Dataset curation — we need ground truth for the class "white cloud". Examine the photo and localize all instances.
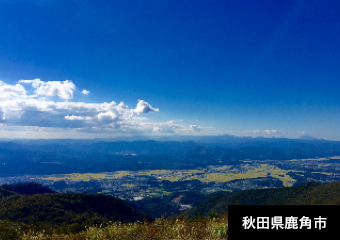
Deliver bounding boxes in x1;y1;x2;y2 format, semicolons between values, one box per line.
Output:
0;81;26;99
65;115;92;120
20;79;75;99
96;111;118;123
215;130;234;134
244;130;260;133
264;130;279;134
131;100;159;115
148;121;187;133
150;123;211;133
296;131;307;135
189;125;203;132
0;79;210;135
82;89;90;95
131;117;148;121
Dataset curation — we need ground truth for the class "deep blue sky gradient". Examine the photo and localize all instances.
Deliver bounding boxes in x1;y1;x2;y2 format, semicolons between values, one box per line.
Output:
0;0;339;139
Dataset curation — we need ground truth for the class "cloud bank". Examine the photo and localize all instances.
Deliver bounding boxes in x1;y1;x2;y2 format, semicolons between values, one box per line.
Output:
0;79;208;135
244;130;280;134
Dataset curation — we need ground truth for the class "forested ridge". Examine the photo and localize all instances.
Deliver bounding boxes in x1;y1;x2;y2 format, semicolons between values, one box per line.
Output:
186;181;340;217
0;183;148;234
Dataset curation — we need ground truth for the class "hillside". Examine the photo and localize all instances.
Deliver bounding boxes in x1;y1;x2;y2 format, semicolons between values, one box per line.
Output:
1;182;55;195
186;182;340;217
0;183;149;234
129;191;210;219
0;193;148;231
0;188;18;199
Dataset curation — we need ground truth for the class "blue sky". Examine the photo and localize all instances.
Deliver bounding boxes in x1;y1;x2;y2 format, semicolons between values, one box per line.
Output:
0;0;339;140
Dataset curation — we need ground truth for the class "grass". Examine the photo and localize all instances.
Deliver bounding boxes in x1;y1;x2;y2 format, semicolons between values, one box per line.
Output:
1;215;228;240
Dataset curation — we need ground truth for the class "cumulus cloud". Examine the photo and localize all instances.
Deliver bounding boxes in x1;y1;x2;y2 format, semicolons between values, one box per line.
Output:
20;79;75;99
0;79;209;135
131;100;159;115
149;121;188;133
82;89;90;95
189;125;204;132
0;81;26;99
96;111;118;123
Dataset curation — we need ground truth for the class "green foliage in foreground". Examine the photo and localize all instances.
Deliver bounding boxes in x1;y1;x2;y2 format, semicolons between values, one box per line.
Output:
0;215;228;240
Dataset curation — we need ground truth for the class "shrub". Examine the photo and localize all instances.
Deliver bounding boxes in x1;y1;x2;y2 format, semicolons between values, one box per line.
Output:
212;225;228;238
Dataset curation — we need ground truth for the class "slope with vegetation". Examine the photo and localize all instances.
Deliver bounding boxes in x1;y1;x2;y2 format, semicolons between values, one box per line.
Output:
0;216;229;240
129;191;209;219
1;182;55;195
0;188;18;199
0;183;149;235
186;181;340;217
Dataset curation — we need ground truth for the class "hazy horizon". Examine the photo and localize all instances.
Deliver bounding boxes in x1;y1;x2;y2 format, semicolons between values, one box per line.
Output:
0;133;322;142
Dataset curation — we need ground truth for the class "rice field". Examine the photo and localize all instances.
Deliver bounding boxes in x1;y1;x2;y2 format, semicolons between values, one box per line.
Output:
288;156;340;161
311;171;334;176
42;171;131;181
205;164;301;187
159;176;182;182
121;183;134;187
41;164;303;187
136;169;172;176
